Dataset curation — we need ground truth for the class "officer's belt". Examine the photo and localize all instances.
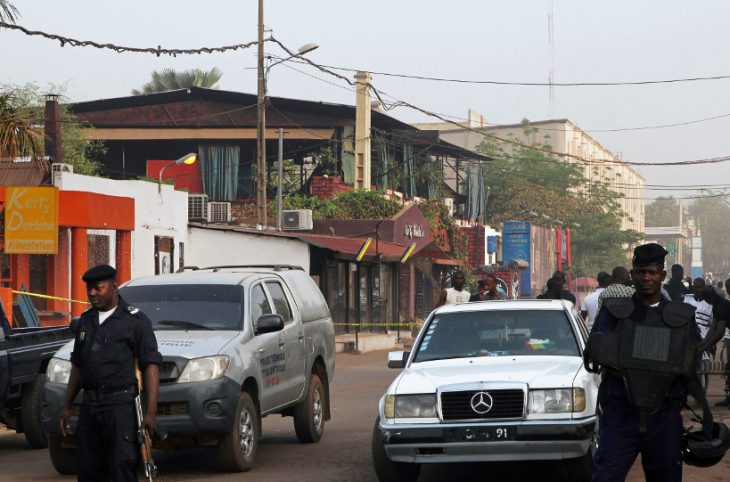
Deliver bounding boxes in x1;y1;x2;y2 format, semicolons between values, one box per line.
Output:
83;385;137;402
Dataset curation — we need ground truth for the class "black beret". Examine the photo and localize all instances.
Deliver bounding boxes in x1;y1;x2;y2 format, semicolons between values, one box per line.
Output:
82;264;116;283
632;243;668;267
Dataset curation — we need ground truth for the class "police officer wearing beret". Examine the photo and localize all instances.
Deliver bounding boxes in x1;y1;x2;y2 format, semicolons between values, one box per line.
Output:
587;243;699;482
59;264;162;482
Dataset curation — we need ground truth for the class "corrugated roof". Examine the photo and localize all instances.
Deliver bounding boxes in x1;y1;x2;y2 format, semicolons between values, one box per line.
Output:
0;158;50;186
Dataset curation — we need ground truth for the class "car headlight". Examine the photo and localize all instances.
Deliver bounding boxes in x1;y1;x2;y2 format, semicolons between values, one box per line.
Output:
528;388;585;413
47;358;72;384
384;394;437;419
178;356;230;383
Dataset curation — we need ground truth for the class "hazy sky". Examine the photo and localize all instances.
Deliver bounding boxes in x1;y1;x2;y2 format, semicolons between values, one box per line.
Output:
3;0;730;203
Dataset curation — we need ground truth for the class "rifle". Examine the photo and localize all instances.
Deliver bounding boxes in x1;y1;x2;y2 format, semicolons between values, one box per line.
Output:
135;363;165;482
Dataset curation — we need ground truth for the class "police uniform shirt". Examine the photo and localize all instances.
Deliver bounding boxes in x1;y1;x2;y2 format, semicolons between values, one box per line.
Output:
70;296;162;393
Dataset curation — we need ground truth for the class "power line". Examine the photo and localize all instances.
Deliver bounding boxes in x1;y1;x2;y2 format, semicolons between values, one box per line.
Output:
283;57;730;88
0;22;259;56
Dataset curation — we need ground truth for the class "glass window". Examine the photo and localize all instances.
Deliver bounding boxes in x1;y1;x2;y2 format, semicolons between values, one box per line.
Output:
266;281;292;323
413;309;580;362
250;284;272;326
120;284;243;330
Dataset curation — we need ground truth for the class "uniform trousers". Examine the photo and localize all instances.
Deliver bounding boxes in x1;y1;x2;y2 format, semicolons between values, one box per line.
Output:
592;395;683;482
76;399;140;482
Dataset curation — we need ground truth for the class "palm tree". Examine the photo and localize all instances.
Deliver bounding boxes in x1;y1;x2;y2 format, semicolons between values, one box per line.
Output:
0;0;19;23
0;93;42;159
132;68;223;95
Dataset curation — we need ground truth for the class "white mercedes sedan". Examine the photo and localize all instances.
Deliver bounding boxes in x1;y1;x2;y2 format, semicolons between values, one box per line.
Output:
372;300;600;482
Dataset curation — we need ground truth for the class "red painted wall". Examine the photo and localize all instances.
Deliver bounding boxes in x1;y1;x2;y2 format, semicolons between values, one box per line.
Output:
147;159;204;194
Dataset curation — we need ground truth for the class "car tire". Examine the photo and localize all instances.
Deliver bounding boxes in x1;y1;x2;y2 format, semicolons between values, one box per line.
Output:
48;434;78;475
21;374;48;449
294;373;325;443
216;391;259;472
371;418;420;482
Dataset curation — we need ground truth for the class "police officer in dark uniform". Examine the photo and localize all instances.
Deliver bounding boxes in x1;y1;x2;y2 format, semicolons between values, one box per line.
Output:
587;243;699;482
59;264;161;482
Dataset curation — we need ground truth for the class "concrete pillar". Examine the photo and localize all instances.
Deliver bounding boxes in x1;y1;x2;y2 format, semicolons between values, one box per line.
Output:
47;229;71;313
408;262;415;321
71;227;88;318
115;230;132;285
11;255;30;291
354;71;372;190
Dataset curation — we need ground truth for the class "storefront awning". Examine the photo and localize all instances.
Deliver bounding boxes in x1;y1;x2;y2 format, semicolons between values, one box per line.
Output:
298;234;407;262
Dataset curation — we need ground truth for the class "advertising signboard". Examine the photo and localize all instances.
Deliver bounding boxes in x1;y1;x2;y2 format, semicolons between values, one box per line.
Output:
502;221;531;296
4;186;59;254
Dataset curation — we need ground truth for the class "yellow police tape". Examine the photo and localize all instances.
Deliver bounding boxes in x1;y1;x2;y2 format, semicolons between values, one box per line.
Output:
9;291;423;327
11;290;87;305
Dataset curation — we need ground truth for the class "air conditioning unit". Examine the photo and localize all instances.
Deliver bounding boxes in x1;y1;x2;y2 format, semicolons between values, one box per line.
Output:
443;198;455;216
208;202;232;223
282;209;313;230
188;194;209;222
51;163;73;187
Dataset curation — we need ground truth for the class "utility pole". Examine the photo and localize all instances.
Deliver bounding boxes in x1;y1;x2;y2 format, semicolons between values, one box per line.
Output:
354;71;372;190
256;0;267;227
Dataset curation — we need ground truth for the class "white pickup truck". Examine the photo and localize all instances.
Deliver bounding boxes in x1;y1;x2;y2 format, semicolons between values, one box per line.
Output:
372;299;600;482
42;265;335;474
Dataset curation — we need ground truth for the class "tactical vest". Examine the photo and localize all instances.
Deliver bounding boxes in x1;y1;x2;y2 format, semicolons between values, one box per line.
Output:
586;298;698;411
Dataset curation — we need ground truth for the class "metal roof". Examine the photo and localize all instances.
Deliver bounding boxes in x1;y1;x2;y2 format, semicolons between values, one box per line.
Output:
0;158;50;186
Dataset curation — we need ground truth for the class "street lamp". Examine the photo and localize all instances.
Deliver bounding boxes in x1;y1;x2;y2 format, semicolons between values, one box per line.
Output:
256;36;319;228
158;152;197;192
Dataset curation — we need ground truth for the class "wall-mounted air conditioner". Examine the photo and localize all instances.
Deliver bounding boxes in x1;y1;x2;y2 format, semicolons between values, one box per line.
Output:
208;202;232;223
282;209;313;230
188;194;209;222
51;163;73;187
443;198;455;216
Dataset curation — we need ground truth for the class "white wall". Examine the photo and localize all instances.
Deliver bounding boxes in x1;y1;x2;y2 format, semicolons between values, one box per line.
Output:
187;226;311;272
55;172;189;278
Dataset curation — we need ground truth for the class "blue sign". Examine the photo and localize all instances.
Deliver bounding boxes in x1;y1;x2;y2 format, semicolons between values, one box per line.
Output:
502;221;531;296
487;236;498;254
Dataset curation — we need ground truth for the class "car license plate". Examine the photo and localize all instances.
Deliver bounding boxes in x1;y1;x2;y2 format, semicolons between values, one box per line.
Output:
445;426;515;442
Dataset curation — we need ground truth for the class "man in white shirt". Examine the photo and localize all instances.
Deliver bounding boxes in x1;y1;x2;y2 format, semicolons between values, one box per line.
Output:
683;278;713;361
581;272;611;331
435;271;471;307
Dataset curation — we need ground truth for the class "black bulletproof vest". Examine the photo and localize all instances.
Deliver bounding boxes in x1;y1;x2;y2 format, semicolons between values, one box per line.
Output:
586;298;698;411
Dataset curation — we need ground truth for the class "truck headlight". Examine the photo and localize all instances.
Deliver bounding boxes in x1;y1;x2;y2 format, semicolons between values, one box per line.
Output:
178;356;230;383
528;388;585;413
384;394;437;419
47;358;72;384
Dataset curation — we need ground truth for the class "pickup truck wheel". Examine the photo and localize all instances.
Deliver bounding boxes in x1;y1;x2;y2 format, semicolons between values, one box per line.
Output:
216;392;259;472
21;374;48;449
293;373;325;443
371;418;420;482
48;434;77;475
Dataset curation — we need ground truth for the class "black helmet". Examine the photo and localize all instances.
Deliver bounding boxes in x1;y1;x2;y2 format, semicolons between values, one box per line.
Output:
682;422;730;467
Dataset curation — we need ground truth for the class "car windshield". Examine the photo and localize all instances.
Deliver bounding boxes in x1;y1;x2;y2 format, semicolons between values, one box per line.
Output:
120;284;243;331
413;309;579;362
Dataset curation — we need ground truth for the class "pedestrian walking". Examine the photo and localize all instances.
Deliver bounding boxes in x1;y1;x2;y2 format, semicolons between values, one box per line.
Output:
435;270;471;307
715;281;726;299
581;272;611;331
59;264;162;482
683;278;714;362
587;243;699;482
664;264;690;301
551;271;577;305
596;266;635;314
536;277;571;301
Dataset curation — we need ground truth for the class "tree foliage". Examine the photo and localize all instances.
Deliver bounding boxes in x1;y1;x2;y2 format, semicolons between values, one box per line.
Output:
279;189;402;220
686;193;730;276
0;92;42;158
0;0;19;23
475;119;640;277
132;68;223;95
645;196;681;227
0;83;105;175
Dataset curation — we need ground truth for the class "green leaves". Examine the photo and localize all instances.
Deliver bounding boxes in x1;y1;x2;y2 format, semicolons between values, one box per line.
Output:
0;92;42;158
132;68;223;95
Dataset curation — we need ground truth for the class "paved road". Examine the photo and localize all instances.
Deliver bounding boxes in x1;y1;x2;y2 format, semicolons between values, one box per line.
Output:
1;350;729;481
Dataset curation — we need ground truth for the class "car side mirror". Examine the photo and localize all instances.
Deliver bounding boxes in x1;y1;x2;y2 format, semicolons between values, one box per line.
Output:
255;313;285;335
69;317;81;335
388;351;409;369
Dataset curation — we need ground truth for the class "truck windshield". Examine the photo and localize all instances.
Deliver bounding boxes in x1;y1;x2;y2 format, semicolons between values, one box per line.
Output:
413;309;579;362
120;284;243;331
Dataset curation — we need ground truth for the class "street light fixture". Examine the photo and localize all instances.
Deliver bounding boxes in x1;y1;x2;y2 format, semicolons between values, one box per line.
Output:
158;152;197;192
